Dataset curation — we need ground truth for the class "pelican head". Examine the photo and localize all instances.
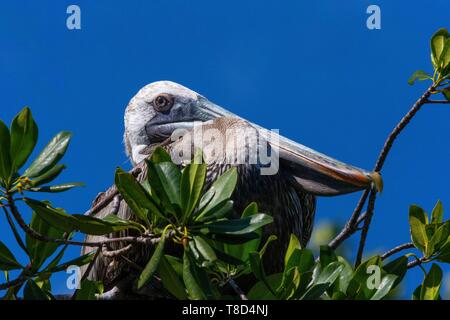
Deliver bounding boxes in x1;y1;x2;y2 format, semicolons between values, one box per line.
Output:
124;81;381;196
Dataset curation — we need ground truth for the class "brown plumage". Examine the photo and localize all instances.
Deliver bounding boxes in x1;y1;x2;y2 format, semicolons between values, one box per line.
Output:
81;81;378;298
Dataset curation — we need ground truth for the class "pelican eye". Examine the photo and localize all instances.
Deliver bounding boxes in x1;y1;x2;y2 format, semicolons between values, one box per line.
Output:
153;94;174;112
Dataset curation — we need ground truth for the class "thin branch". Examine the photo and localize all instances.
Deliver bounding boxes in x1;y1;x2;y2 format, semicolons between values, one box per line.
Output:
227;278;248;300
328;189;369;249
84;166;142;217
407;256;429;269
0;275;28;291
425;99;450;104
101;244;133;258
6;193;162;248
329;85;435;256
381;242;415;260
355;190;377;266
2;206;29;256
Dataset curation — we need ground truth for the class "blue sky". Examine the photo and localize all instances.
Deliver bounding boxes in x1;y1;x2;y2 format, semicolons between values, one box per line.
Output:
1;0;449;298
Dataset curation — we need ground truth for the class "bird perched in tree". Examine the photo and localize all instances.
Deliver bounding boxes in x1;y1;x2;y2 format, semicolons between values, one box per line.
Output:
82;81;379;298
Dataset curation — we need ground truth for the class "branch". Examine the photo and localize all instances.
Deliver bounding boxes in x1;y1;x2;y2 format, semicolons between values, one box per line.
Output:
83;165;142;217
407;256;429;269
5;193;168;249
381;242;415;260
227;278;248;300
101;244;133;258
2;205;29;255
425;99;450;104
355;190;377;266
328;85;435;256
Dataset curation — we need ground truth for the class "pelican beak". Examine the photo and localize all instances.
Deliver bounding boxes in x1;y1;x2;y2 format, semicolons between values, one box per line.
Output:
195;98;381;196
267;131;382;196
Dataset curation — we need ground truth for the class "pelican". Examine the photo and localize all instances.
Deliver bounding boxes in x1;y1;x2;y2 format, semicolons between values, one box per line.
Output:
82;81;379;298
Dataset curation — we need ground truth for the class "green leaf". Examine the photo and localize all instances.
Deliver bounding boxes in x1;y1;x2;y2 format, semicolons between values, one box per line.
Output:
409;205;429;254
285;248;314;274
26;213;65;270
0;241;22;271
420;263;443;300
0;120;12;181
24;131;72;178
10;107;38;172
319;245;338;269
193;236;217;262
300;283;330;300
383;255;408;288
431;28;449;69
158;255;188;299
412;284;422;300
314;261;344;286
428;221;450;256
408;70;432;85
247;273;282;300
115;168;152;225
442;86;450;101
28;182;84;193
195;168;237;221
336;256;353;293
284;234;301;268
431;200;444;224
24;198;144;235
30;164;66;187
249;252;275;296
46;251;94;273
436;239;450;263
182;249;214;300
137;231;167;290
370;274;397;300
150;146;172;163
347;256;381;299
154;162;182;207
442;38;450;71
75;279;101;300
196;199;234;223
23;279;50;300
180;150;206;222
196;214;273;236
145;159;181;216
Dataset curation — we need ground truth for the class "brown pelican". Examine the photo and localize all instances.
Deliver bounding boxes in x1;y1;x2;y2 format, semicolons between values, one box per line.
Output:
82;81;379;297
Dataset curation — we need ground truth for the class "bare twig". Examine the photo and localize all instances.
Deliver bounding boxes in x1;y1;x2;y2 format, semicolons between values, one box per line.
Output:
355;190;377;266
2;206;29;255
425;99;450;104
328;190;369;249
381;242;415;260
102;244;133;258
329;85;435;259
227;278;248;300
407;256;429;269
84;166;142;217
5;193;163;248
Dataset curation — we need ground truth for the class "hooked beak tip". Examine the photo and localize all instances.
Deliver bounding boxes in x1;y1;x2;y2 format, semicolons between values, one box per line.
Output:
369;172;383;193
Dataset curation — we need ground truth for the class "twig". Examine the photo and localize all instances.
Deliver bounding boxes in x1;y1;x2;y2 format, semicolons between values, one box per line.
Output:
71;248;101;300
5;193;161;248
425;99;450;104
2;206;29;255
381;242;415;260
228;278;248;300
329;85;435;257
0;275;28;291
355;190;377;266
83;166;142;217
102;244;133;258
328;190;369;249
407;256;428;269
